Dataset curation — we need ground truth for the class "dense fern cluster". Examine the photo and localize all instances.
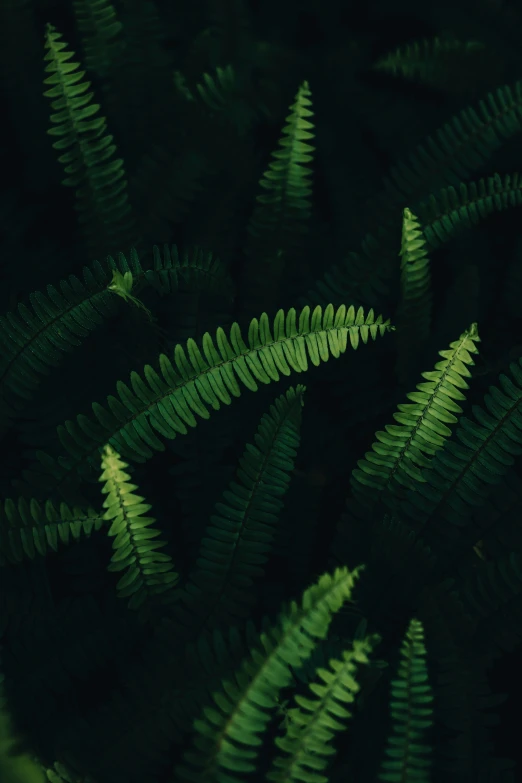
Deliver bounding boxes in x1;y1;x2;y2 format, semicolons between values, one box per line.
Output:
0;1;521;783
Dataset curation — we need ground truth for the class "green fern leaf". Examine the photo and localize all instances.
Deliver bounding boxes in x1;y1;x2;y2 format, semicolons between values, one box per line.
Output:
399;357;522;562
176;565;364;783
0;248;143;432
309;80;522;312
43;23;137;257
352;323;480;507
171;385;305;639
395;207;433;386
378;618;433;783
0;496;102;565
242;80;314;315
99;443;179;612
418;172;522;249
268;636;377;783
72;0;123;80
24;304;393;496
374;36;491;93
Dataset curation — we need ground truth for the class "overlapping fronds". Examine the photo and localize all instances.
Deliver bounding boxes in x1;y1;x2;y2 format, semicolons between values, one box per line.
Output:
23;304;392;496
268;637;376;783
399;357;522;560
176;565;364;783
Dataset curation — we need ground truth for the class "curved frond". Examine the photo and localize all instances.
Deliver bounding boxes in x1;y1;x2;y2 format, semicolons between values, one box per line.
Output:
418;172;522;250
24;304;393;496
268;636;376;783
374;37;493;94
378;618;433;783
176;565;365;783
99;444;179;612
0;496;102;565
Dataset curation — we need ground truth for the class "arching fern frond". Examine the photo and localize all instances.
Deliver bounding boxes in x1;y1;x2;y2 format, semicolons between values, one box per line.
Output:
43;23;137;257
171;385;305;639
374;37;490;94
398;357;522;563
352;323;480;509
268;636;376;783
418;172;522;250
0;245;233;434
0;496;101;566
176;565;364;783
395;207;432;387
378;618;433;783
23;304;393;496
99;443;179;613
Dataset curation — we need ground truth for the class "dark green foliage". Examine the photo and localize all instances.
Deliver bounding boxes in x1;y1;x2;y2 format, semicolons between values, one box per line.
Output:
1;2;522;783
378;618;433;783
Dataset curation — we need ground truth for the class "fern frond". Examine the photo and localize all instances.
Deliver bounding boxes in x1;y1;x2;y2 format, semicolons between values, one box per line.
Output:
99;444;179;612
196;63;256;136
247;80;314;250
378;618;433;783
72;0;123;80
43;23;137;257
0;496;102;565
176;565;364;783
374;37;489;93
352;323;480;507
171;385;305;639
143;244;234;299
268;636;376;783
395;207;432;386
24;304;393;496
242;80;314;315
418;172;522;249
0;248;143;432
399;357;522;562
308;80;522;312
